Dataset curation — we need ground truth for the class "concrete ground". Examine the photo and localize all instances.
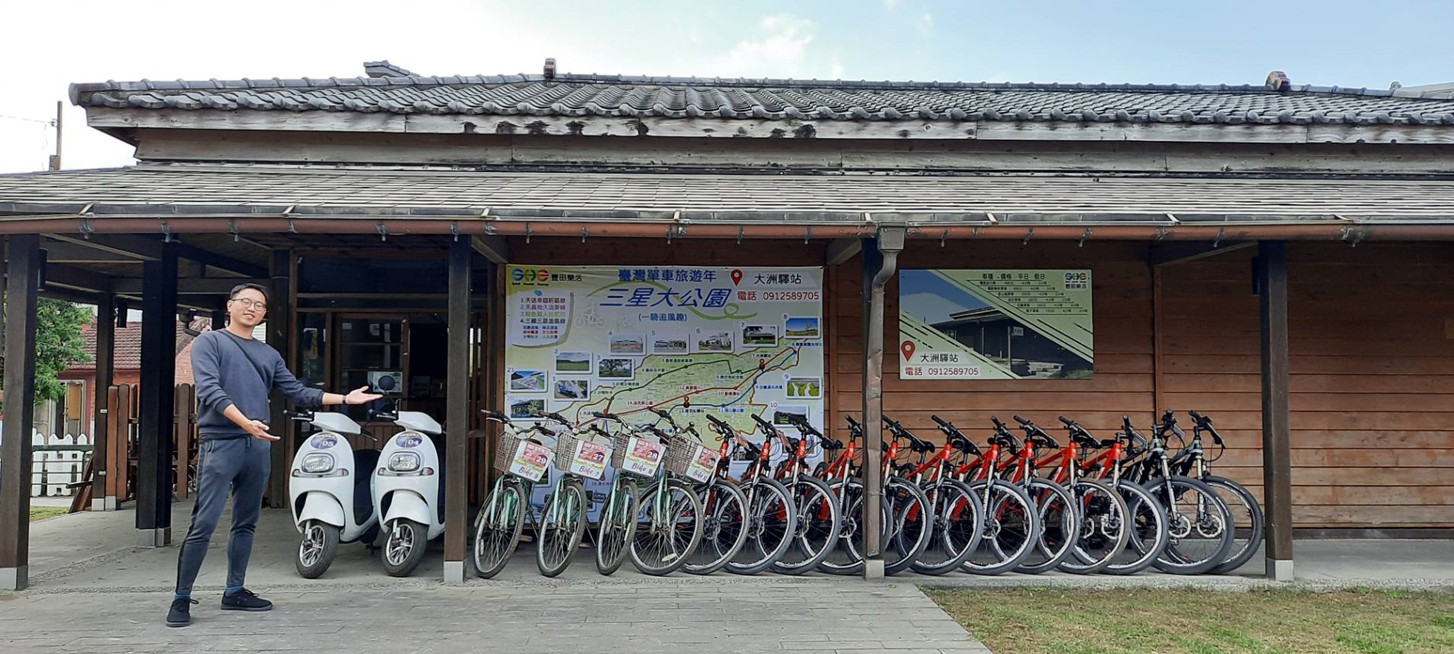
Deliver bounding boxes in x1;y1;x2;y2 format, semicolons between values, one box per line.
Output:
7;502;1454;652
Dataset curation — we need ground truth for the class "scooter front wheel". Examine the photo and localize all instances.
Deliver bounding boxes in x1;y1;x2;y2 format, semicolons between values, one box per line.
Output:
296;520;340;579
382;519;429;577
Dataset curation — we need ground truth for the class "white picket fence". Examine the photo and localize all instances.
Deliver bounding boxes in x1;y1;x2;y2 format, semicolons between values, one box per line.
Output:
29;431;93;498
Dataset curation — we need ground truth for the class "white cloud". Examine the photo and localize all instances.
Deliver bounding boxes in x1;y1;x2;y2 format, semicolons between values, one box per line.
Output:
917;13;934;37
883;0;902;10
712;14;822;78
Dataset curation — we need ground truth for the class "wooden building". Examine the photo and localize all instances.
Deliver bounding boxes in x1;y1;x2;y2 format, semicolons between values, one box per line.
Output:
1;61;1452;589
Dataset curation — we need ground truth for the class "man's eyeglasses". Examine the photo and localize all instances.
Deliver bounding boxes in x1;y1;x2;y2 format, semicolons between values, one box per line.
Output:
230;297;267;310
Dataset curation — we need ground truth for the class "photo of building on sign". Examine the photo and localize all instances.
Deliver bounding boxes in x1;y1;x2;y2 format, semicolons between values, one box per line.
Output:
899;270;1093;380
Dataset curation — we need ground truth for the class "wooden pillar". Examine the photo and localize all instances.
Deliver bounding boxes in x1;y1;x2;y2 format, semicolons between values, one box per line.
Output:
1257;240;1294;580
443;239;472;583
136;243;177;547
859;227;904;579
1;235;41;589
92;294;116;510
265;251;291;508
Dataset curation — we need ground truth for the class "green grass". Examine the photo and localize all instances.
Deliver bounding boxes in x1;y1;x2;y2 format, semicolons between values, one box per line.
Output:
29;506;69;521
923;587;1454;654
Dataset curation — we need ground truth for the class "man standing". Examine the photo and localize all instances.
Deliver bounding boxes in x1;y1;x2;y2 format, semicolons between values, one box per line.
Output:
168;283;380;627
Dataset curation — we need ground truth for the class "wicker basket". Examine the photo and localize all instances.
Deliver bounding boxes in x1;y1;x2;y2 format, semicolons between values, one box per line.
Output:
664;432;702;477
493;428;554;476
553;431;585;471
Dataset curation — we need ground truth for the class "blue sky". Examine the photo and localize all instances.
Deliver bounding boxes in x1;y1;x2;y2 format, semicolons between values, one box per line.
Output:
2;0;1451;173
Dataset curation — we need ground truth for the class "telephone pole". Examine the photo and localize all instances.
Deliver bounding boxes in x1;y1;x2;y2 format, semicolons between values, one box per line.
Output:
48;101;62;171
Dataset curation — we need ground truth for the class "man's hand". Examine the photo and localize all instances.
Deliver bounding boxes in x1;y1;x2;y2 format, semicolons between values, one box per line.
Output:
245;419;280;442
345;386;384;406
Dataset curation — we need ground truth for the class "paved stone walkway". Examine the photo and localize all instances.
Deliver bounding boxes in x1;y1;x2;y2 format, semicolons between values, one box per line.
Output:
3;578;987;653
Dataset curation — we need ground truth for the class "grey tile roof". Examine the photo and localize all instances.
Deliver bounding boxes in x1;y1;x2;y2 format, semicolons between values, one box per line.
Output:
69;74;1454;127
3;165;1453;222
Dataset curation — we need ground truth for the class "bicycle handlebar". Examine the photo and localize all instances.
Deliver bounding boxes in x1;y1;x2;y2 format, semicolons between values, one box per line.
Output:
649;406;679;428
591;411;621;422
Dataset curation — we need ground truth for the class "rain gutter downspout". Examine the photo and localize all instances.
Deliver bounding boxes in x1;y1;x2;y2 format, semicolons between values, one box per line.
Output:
861;226;905;579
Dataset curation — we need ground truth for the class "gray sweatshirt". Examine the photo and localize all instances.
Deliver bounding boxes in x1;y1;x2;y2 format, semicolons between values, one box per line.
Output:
192;330;325;439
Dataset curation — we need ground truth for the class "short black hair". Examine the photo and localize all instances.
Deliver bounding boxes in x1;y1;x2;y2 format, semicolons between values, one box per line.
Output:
229;283;271;305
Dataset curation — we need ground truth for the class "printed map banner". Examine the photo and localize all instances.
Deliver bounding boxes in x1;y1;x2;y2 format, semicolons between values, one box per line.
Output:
899;270;1093;380
506;265;826;495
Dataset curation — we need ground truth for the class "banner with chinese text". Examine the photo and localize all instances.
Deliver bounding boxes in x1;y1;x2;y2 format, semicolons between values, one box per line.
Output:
506;265;826;497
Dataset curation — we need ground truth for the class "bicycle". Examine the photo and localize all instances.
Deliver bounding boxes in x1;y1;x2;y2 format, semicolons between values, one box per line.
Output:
935;416;1041;575
705;414;797;575
533;411;612;577
978;416;1081;575
1062;416;1170;575
1121;414;1235;575
647;407;749;575
624;417;704;576
872;416;982;576
471;410;555;579
815;416;934;576
1167;410;1264;574
758;413;842;575
1014;415;1129;575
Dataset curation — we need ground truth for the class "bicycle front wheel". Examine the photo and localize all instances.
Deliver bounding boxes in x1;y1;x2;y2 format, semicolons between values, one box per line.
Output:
963;479;1041;576
911;479;982;576
684;478;749;575
1104;480;1169;575
725;477;796;575
1059;478;1130;575
472;481;525;579
1148;475;1234;575
629;479;704;576
595;479;639;576
537;480;587;577
771;475;842;575
1015;478;1080;575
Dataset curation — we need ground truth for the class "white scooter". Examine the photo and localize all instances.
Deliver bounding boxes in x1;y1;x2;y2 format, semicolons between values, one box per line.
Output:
370;404;446;577
287;409;380;579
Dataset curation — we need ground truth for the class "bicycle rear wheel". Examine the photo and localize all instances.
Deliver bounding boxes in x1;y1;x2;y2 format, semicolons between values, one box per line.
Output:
725;477;796;575
594;479;639;576
684;478;749;575
1148;475;1234;575
1014;478;1080;574
537;481;587;577
964;479;1041;575
629;479;704;576
1203;475;1264;575
771;476;842;575
472;481;525;579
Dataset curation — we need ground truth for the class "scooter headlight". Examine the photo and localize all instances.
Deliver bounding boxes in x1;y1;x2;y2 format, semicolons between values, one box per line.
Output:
387;452;421;473
301;453;335;474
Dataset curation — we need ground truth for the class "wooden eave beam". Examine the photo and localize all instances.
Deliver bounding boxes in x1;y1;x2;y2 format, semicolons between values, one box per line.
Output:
45;233;267;278
825;238;862;265
470;234;509;264
1149;240;1256;267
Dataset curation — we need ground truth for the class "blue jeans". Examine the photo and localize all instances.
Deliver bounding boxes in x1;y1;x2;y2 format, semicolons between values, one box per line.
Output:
174;436;271;597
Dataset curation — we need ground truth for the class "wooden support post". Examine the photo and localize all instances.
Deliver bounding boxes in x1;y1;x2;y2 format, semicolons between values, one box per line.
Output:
92;294;115;510
1257;240;1294;580
443;239;471;584
266;251;292;509
136;244;178;547
173;385;193;500
859;227;904;580
1;235;41;589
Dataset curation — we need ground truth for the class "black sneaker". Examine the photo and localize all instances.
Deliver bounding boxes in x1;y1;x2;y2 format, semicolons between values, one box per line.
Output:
166;598;198;627
220;588;273;612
